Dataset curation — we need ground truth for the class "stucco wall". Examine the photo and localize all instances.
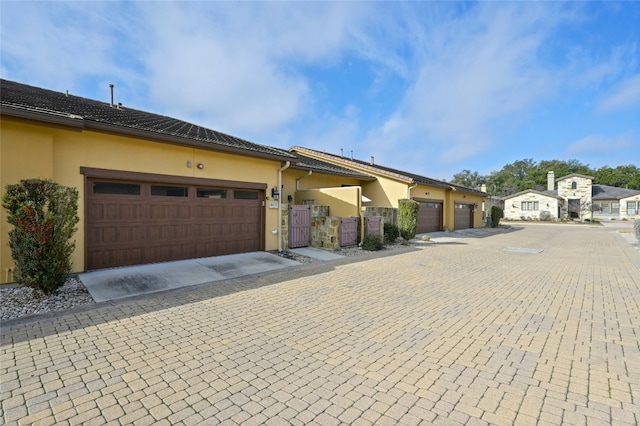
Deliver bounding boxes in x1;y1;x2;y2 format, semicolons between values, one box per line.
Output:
281;170;363;203
1;116;282;283
294;187;361;218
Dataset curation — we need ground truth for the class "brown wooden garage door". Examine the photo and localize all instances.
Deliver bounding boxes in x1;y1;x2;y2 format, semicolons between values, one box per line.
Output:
454;203;474;230
416;201;443;233
86;178;264;270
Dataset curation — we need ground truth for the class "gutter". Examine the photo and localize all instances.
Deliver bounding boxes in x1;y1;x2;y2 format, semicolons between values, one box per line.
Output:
278;161;291;252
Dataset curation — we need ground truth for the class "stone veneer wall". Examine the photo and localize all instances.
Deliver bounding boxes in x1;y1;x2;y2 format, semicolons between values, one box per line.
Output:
503;193;561;221
557;176;593;219
362;206;398;225
311;216;342;249
280;203;290;251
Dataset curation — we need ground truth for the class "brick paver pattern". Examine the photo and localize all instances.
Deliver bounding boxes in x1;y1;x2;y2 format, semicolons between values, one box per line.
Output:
2;224;639;425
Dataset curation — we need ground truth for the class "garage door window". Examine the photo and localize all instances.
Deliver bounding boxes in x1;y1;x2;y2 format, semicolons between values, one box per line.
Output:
151;185;189;197
93;182;140;195
197;188;227;199
234;190;259;200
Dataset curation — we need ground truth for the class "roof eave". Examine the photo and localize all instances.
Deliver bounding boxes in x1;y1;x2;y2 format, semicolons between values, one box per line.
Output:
1;104;85;129
290;146;414;184
289;164;377;180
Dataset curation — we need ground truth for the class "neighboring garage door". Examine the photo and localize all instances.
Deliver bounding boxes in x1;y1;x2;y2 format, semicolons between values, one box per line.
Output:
454;203;474;230
416;201;443;233
85;176;264;270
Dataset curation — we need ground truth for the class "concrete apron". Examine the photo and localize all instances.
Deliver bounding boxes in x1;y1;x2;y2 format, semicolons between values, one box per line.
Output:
79;252;302;303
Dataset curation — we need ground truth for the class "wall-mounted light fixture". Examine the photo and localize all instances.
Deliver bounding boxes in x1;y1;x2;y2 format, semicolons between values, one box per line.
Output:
287;195;293;202
473;203;478;208
186;160;192;168
271;186;280;200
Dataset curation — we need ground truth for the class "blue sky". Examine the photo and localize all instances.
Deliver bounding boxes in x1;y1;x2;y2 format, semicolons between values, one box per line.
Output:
1;1;639;181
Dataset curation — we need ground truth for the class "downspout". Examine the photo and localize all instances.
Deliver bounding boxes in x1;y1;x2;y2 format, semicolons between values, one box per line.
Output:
278;161;291;252
295;170;313;190
357;186;364;245
407;182;418;199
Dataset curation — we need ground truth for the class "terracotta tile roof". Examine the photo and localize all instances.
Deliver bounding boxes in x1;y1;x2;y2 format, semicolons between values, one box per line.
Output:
1;79;296;161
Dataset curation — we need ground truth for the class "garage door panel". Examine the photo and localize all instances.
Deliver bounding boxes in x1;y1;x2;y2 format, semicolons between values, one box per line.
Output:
454;204;473;230
87;178;264;270
416;201;443;233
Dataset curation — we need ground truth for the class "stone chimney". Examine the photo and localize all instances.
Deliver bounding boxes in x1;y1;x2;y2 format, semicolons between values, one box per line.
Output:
547;171;555;191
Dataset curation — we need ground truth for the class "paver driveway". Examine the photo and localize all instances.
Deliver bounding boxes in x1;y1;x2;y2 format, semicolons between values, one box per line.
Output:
2;224;639;425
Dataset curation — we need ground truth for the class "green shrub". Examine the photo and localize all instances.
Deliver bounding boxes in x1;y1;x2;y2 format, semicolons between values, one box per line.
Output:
362;233;384;251
383;222;400;243
398;199;419;241
490;206;503;228
2;179;79;294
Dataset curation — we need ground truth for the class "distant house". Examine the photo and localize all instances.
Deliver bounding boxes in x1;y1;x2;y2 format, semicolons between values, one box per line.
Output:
502;171;640;221
502;189;564;221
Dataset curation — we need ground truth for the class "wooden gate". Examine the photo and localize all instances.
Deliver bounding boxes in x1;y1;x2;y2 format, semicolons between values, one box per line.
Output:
288;205;311;248
365;216;382;236
340;217;358;247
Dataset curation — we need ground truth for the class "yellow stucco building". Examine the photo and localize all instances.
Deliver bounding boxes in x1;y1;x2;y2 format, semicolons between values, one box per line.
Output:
1;79;297;283
1;79;487;285
290;147;487;233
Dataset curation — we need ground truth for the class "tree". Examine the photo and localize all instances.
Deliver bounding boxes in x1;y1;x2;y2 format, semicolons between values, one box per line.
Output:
2;179;79;294
594;165;640;190
485;159;537;196
451;169;485;190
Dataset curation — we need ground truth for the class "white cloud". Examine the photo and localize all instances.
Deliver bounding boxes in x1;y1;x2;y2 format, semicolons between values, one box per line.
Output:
0;2;139;93
364;3;563;168
565;134;635;155
1;1;637;179
132;2;373;135
597;73;640;112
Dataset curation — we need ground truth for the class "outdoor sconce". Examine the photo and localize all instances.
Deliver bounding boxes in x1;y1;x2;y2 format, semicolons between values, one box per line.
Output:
513;204;517;208
271;186;280;200
473;203;478;208
186;160;192;168
287;195;293;202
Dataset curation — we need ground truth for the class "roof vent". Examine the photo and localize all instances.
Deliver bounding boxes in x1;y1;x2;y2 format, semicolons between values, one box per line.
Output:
351;150;354;160
117;102;123;110
370;156;375;165
109;84;114;107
